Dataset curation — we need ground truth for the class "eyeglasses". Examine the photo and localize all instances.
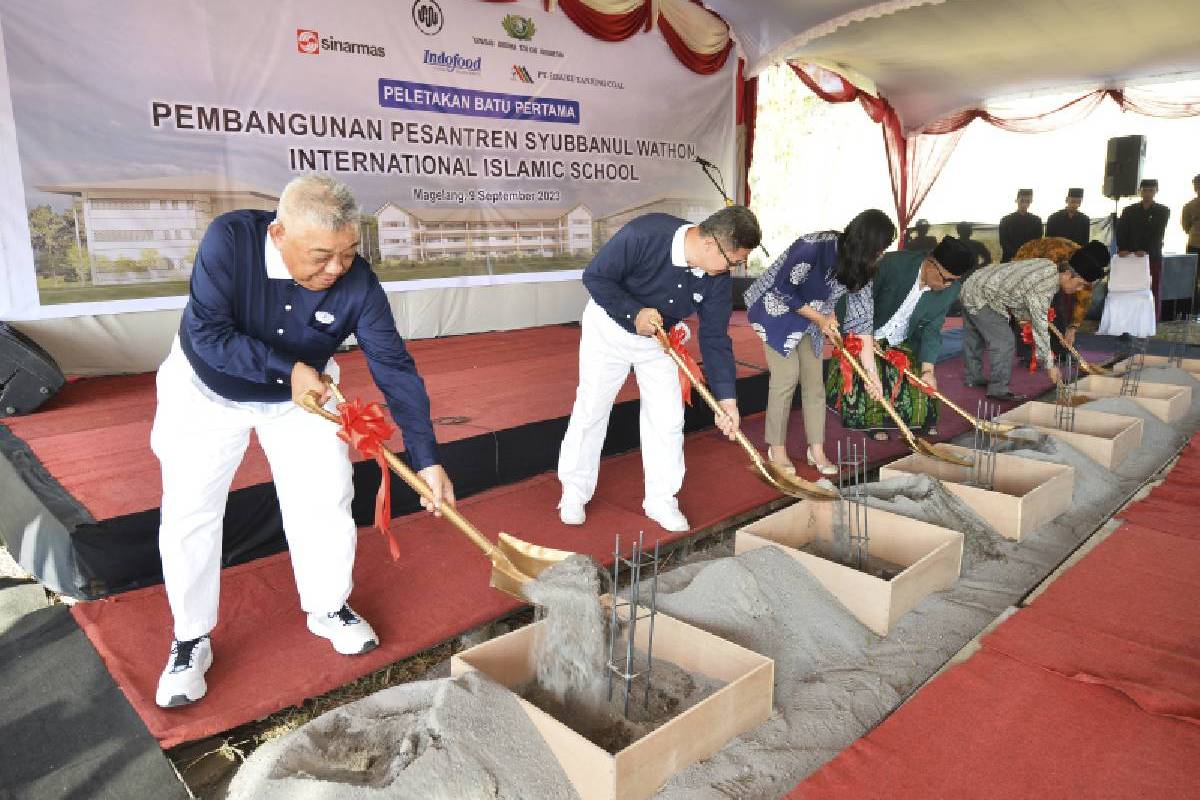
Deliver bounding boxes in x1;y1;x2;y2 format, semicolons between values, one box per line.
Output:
713;237;746;271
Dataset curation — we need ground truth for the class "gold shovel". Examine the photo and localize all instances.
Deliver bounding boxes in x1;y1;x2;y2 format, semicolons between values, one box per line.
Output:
1048;325;1112;376
652;324;837;501
830;332;973;467
871;343;1018;438
299;381;574;602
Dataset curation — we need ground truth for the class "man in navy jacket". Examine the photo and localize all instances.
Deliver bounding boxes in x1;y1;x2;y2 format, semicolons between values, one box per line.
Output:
558;206;761;532
151;175;454;708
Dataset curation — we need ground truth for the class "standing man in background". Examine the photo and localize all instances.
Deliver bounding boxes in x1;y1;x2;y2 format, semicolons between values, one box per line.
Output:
1181;174;1200;259
1045;188;1090;247
999;189;1043;263
1117;178;1171;304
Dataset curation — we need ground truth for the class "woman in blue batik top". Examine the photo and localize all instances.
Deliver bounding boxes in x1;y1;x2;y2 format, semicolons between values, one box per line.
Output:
744;209;895;475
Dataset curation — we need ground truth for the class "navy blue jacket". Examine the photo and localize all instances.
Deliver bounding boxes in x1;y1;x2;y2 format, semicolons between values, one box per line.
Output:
581;213;736;399
179;210;439;470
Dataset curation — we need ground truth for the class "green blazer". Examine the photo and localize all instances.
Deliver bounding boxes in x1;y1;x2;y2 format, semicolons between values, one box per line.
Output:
837;250;960;366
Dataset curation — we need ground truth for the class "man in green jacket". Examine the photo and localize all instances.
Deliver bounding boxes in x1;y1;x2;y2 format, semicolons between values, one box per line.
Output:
828;236;974;438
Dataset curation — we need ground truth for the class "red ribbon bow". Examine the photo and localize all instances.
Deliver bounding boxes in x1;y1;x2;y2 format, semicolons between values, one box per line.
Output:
882;348;910;402
832;333;863;410
885;347;939;398
1020;308;1056;372
666;323;702;407
336;398;401;560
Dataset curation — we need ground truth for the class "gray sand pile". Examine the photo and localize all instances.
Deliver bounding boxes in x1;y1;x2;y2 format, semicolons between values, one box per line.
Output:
518;645;725;754
1079;396;1188;476
633;545;876;692
227;671;579;800
992;427;1119;506
859;474;1007;570
1135;365;1200;386
522;554;606;704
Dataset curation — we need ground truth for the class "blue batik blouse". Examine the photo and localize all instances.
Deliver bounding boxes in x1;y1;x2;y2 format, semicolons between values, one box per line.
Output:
744;231;874;357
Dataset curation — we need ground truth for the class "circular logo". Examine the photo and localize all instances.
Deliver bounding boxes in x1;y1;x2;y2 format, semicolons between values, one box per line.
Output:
296;29;320;54
412;0;443;35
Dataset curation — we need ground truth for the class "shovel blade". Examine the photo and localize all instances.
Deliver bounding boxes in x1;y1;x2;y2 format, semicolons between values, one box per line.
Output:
495;531;576;581
757;461;839;500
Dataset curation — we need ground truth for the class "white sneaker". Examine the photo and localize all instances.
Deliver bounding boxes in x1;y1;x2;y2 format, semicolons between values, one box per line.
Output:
155;635;213;708
307;604;379;655
644;500;689;532
559;499;586;525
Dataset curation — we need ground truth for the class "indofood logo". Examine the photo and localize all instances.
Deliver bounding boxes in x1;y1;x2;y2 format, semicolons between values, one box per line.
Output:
511;64;533;83
501;14;536;41
423;50;482;74
295;28;386;57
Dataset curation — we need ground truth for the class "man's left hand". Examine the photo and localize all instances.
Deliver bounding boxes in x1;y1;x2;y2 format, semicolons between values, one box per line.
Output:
921;369;938;392
417;464;456;517
716;398;740;440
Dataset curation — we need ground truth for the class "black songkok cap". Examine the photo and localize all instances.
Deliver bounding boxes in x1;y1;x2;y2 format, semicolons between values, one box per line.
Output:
1140;178;1158;189
1068;240;1111;283
930;235;973;277
1067;188;1083;198
1017;189;1033;198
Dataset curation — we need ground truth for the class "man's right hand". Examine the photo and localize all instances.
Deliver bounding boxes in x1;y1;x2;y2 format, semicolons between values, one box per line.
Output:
1048;365;1063;386
1117;251;1130;257
291;362;328;407
635;307;664;336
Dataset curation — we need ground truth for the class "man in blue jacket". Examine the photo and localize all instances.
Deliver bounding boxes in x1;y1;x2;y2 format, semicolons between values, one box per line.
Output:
151;176;454;708
557;206;761;532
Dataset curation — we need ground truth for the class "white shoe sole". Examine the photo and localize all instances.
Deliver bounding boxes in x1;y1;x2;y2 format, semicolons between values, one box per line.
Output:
307;615;379;656
155;648;212;708
559;507;586;525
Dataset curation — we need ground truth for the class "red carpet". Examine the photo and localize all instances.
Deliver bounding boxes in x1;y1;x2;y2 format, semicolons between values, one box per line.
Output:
790;435;1200;798
69;424;778;747
789;649;1200;800
5;320;765;521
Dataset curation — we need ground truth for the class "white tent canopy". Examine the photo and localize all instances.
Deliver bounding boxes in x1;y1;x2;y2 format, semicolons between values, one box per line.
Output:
709;0;1200;132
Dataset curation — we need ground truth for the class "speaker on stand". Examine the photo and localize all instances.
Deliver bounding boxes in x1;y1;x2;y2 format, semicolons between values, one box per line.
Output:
0;322;65;416
1103;134;1146;233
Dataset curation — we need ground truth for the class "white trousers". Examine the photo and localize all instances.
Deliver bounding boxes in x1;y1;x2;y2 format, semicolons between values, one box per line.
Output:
150;341;356;641
557;300;685;510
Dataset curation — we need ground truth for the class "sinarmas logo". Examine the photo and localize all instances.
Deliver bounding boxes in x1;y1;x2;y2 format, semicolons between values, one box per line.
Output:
413;0;443;35
296;28;385;57
296;29;320;54
501;14;535;41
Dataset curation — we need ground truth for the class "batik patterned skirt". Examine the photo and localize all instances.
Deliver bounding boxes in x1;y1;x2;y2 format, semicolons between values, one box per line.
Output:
823;342;939;431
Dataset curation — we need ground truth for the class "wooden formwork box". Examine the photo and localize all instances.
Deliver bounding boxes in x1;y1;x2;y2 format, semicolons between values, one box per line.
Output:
1072;376;1192;423
878;443;1074;541
994;401;1143;469
1113;354;1200;378
734;501;963;636
450;607;773;800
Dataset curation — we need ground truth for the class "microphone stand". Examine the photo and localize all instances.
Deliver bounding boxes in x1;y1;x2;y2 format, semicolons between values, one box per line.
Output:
694;157;770;268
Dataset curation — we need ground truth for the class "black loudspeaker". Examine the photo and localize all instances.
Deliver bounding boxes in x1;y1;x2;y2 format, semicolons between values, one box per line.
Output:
0;322;65;417
1103;135;1145;199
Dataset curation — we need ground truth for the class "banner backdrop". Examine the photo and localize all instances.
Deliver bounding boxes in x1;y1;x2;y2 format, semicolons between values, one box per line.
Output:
0;0;735;320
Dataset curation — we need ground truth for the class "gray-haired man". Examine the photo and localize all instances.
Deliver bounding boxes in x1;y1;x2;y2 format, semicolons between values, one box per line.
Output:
152;175;454;707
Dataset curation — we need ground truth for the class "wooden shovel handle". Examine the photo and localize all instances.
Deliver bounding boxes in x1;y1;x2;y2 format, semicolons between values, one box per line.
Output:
830;333;919;443
299;388;499;560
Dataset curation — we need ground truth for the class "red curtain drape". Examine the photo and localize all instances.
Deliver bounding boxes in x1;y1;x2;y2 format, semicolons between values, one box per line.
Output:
785;62;1200;238
737;59;758;206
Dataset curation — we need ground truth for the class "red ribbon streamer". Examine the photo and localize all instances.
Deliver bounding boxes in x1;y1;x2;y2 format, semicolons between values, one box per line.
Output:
336;398;401;560
666;324;702;406
1020;308;1056;372
882;348;910;402
832;333;864;411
